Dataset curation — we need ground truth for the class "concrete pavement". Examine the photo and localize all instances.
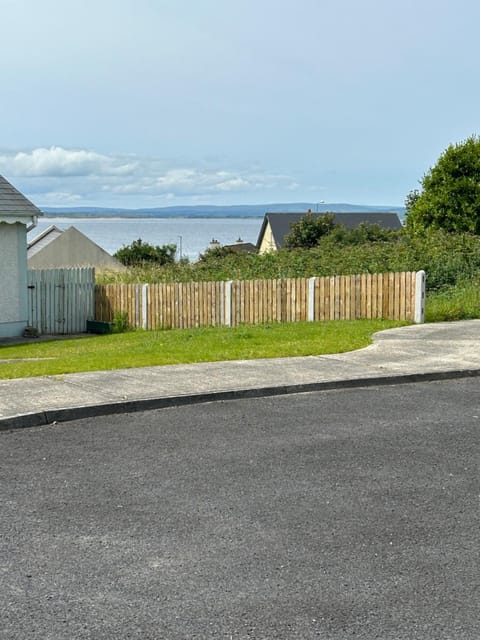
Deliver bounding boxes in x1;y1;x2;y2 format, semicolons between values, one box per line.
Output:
1;320;480;430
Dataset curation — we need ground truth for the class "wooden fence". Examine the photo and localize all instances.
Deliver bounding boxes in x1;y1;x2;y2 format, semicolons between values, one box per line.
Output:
27;268;95;334
95;271;425;330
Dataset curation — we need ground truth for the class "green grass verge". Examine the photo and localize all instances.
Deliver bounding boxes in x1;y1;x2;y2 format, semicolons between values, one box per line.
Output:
0;319;406;380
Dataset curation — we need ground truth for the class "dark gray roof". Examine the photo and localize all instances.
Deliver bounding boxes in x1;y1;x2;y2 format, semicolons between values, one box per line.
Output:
223;241;257;254
257;211;402;250
0;174;42;218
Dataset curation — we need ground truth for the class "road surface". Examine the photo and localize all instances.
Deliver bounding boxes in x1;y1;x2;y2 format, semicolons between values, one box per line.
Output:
1;379;479;639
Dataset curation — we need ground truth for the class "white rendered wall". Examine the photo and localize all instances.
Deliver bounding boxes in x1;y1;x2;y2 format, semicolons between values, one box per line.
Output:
0;223;28;336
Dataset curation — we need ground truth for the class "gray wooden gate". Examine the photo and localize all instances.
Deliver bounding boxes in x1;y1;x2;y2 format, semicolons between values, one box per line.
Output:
27;268;95;335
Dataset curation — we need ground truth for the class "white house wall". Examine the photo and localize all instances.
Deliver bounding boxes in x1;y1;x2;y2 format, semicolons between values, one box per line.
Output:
0;223;28;337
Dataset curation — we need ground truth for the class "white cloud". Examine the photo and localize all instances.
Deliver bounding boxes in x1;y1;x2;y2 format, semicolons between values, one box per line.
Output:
103;167;297;198
0;146;137;177
216;177;249;191
41;191;82;202
0;146;301;206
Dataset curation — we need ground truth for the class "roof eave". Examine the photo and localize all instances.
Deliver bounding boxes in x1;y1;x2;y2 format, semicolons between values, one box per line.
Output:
0;212;40;226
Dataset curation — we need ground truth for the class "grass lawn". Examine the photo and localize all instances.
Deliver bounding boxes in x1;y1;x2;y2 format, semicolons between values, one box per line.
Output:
0;319;407;380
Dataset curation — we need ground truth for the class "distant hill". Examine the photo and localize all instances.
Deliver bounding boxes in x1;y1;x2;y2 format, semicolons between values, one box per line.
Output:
40;202;406;220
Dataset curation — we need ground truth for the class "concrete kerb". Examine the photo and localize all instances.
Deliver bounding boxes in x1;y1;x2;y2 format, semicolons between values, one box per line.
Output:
2;367;480;432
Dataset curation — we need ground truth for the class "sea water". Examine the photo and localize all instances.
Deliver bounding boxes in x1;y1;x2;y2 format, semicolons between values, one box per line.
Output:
28;217;263;261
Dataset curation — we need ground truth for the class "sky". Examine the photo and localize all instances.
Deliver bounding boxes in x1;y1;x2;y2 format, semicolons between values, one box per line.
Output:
1;0;479;209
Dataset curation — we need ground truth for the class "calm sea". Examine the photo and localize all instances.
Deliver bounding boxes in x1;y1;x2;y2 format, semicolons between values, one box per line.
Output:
28;217;263;261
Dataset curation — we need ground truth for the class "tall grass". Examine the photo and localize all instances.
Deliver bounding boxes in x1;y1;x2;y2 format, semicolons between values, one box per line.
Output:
426;278;480;322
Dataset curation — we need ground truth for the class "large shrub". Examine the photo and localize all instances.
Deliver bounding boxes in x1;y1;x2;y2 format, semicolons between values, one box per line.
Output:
114;238;177;266
406;135;480;234
284;212;336;248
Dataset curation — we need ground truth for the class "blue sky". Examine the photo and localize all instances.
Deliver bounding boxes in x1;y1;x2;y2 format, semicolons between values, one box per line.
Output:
1;0;479;209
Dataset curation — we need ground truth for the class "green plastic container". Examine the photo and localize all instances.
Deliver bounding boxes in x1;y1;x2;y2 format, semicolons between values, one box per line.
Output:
86;320;113;335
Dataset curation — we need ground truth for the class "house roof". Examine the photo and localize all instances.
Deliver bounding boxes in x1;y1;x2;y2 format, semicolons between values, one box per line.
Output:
257;211;403;250
27;225;125;270
0;175;42;224
223;241;257;254
27;225;64;257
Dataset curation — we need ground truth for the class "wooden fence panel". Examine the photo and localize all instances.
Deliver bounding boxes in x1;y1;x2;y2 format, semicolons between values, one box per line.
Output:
93;271;420;332
27;268;95;335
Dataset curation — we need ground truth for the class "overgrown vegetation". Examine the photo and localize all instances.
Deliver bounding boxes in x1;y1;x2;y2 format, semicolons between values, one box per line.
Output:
426;277;480;322
100;228;480;292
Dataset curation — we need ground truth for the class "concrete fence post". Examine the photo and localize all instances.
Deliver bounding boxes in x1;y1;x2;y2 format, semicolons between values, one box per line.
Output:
414;270;426;324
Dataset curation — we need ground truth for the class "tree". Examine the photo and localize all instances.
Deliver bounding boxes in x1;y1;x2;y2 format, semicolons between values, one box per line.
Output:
284;212;336;249
406;135;480;234
114;238;177;266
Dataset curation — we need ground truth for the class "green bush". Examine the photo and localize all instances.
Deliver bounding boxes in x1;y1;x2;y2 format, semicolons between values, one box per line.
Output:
112;310;130;333
114;238;177;266
284;212;336;248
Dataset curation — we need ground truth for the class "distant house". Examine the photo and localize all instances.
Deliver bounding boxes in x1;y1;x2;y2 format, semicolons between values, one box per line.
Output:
205;237;257;255
256;211;403;254
0;175;42;337
28;225;125;271
223;238;257;254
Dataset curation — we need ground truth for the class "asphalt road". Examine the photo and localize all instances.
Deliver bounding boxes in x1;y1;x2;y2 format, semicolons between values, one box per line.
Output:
1;379;479;639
